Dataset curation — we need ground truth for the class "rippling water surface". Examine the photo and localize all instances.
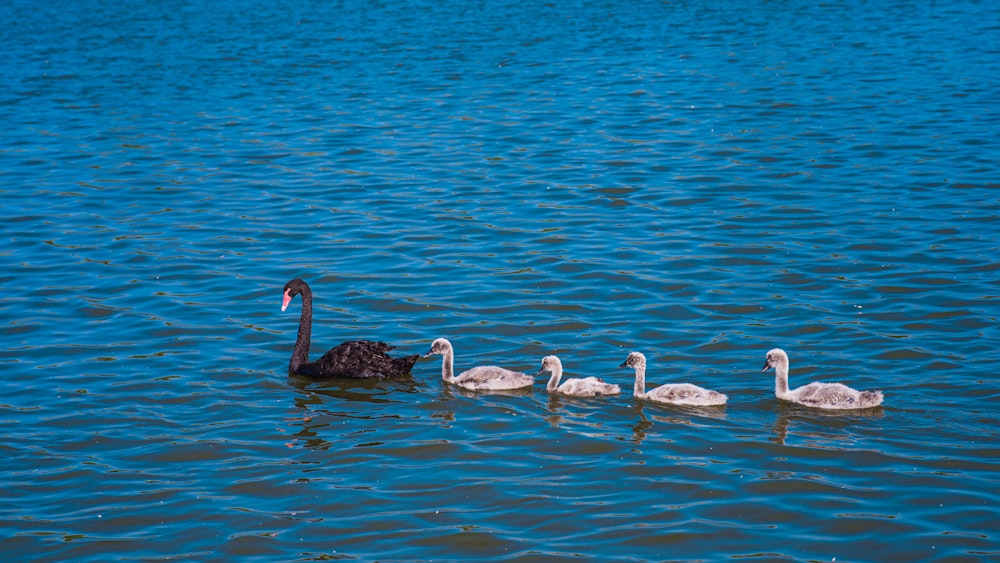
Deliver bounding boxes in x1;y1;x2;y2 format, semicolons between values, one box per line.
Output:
2;0;999;561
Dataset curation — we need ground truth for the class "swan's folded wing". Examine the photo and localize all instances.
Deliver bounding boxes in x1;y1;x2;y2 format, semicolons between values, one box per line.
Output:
311;340;409;378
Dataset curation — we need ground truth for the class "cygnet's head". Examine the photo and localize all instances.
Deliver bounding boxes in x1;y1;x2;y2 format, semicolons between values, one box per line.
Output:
761;348;789;372
537;355;562;375
620;351;646;369
424;337;453;358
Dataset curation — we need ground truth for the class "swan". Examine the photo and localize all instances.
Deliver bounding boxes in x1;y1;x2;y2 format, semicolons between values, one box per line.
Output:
424;338;534;391
619;352;728;406
281;278;419;378
762;348;883;409
538;355;621;398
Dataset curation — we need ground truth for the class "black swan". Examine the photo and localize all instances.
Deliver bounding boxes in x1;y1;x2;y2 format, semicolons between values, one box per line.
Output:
281;278;419;378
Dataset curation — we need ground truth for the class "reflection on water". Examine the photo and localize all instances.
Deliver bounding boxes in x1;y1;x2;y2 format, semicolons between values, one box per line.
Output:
288;372;421;404
630;405;655;445
769;403;885;446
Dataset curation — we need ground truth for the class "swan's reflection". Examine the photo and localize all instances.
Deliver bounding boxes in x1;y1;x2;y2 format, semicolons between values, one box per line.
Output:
425;383;535;433
770;402;884;446
631;402;653;444
771;409;790;445
430;409;456;429
287;371;421;403
438;384;535;400
544;394;568;429
628;400;728;445
281;373;423;450
536;392;629;440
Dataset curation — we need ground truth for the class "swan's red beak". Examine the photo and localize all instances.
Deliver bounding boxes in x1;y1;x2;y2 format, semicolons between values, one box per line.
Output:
281;289;292;312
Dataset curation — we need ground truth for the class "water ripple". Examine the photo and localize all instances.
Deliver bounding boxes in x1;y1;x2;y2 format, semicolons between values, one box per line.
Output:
3;0;999;561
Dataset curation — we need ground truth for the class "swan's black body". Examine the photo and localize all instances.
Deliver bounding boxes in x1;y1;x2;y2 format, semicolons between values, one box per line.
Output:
282;278;419;378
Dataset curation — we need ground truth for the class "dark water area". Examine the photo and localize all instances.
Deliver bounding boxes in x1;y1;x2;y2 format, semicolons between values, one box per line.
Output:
2;0;998;561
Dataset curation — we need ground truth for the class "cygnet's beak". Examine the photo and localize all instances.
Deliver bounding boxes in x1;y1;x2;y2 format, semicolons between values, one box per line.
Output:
422;348;436;358
619;360;629;368
761;361;772;373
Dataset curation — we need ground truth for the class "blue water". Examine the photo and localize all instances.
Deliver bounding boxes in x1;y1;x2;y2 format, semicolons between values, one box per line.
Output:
2;0;999;561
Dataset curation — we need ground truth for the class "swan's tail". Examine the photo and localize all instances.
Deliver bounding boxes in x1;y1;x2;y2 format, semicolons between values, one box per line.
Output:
391;353;420;376
858;390;884;408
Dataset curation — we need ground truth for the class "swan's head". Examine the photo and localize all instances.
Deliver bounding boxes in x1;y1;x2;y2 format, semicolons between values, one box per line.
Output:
537;355;562;375
424;337;453;358
762;348;789;373
620;351;646;369
281;278;308;311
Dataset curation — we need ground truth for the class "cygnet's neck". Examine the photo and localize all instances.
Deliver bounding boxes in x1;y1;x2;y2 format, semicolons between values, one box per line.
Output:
440;346;456;382
546;362;564;392
632;363;647;398
773;360;790;398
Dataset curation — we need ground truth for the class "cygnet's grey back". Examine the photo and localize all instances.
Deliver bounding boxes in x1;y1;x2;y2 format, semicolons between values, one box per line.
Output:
645;383;728;406
457;365;533;391
792;381;883;409
554;377;621;398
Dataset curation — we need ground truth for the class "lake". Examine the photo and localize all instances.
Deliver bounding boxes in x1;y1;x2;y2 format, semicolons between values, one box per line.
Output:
1;0;998;561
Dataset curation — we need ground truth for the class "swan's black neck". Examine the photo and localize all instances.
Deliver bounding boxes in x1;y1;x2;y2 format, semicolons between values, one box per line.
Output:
290;284;313;374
